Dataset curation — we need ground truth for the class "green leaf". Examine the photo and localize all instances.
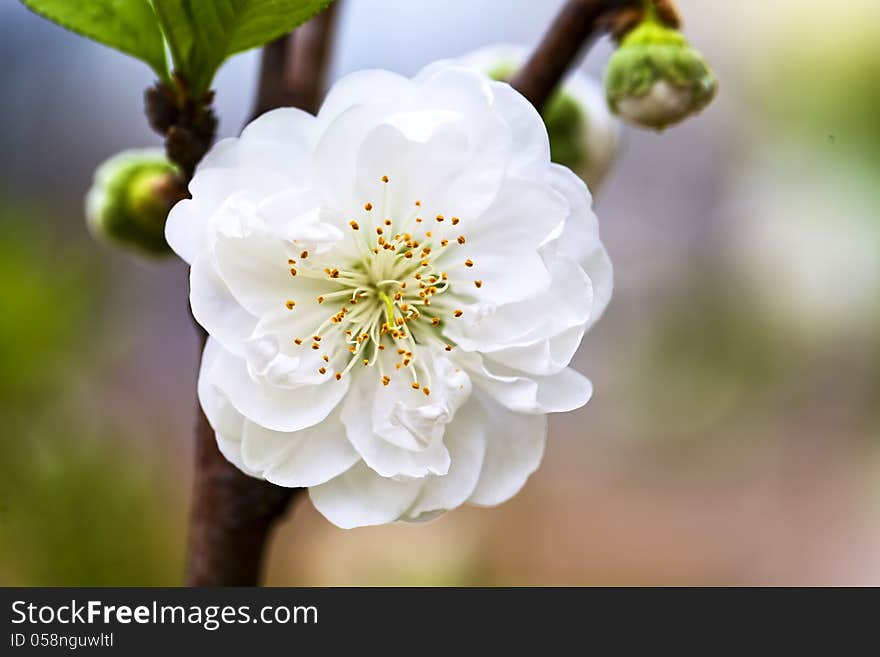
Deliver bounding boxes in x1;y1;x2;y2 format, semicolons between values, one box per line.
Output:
19;0;169;80
151;0;334;98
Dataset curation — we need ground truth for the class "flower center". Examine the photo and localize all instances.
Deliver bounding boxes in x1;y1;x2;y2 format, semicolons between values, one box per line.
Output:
281;176;481;394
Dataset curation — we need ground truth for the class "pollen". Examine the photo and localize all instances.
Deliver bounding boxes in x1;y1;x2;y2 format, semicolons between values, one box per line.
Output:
319;367;327;374
422;387;431;396
364;202;373;211
411;382;420;390
474;280;482;288
285;300;296;309
457;235;466;245
453;309;463;317
382;376;390;386
300;250;309;259
464;259;474;267
451;216;460;225
350;220;360;230
289;268;297;276
381;175;389;183
435;214;444;222
294;338;303;345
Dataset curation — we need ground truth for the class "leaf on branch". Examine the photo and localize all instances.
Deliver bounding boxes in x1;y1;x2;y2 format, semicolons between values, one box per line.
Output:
150;0;336;98
19;0;169;81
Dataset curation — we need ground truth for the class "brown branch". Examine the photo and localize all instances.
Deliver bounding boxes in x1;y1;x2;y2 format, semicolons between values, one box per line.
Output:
509;0;679;112
184;2;341;588
252;2;341;118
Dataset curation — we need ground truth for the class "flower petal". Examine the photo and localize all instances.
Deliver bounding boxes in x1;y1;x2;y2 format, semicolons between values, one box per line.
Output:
309;461;424;529
467;393;547;506
189;254;258;357
197;337;256;476
341;370;452;478
403;400;487;520
458;351;593;414
241;406;359;488
204;340;349;433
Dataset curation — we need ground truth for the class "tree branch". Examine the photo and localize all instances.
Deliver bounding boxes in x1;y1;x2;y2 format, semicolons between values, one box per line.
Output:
509;0;679;112
184;1;341;588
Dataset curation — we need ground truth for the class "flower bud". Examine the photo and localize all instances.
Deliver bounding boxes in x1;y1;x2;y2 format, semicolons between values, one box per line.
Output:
605;17;717;130
85;149;179;256
458;45;619;188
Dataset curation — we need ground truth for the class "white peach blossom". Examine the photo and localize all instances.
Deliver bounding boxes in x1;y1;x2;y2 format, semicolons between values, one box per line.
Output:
166;63;612;528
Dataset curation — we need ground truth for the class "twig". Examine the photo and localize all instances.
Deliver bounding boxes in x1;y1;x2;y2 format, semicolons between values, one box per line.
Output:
184;2;340;587
252;2;341;118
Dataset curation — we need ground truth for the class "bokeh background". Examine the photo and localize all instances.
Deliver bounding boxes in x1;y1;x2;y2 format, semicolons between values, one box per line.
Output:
2;0;879;586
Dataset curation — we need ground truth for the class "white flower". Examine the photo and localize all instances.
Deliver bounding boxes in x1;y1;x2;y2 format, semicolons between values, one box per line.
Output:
456;45;619;189
166;63;613;528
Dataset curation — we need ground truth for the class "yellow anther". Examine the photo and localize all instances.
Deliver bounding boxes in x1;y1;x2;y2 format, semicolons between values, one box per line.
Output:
474;280;483;288
464;259;474;267
285;300;296;309
453;309;463;317
350;220;360;230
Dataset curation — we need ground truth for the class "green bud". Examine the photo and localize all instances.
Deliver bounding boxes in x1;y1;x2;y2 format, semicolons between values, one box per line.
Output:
85;149;178;257
605;15;717;130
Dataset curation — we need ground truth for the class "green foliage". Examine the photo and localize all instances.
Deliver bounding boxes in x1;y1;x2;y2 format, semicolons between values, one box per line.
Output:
20;0;335;98
149;0;335;96
20;0;169;81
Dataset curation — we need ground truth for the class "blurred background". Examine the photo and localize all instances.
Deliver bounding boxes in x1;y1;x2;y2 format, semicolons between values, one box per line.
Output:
1;0;879;586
